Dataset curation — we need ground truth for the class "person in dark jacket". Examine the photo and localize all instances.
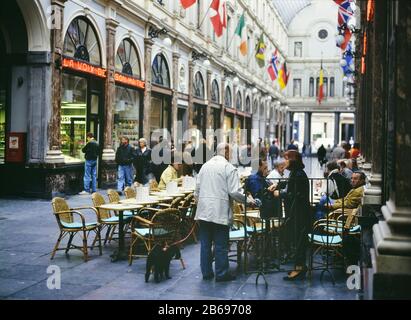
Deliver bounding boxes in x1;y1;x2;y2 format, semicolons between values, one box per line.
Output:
115;136;135;193
273;150;310;280
80;132;100;194
268;140;280;169
134;138;153;185
317;144;327;166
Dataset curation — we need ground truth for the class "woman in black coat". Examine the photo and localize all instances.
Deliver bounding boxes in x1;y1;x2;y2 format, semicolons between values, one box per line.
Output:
273;150;311;280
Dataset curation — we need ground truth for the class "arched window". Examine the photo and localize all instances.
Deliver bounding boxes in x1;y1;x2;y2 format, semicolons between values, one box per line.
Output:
236;91;242;110
193;72;205;99
211;80;219;103
151;54;170;87
115;38;141;78
64;16;101;66
245;96;251;113
224;86;232;108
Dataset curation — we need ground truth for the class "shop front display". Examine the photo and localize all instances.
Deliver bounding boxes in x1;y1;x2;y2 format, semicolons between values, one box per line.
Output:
61;16;105;163
113;38;144;149
151;54;172;142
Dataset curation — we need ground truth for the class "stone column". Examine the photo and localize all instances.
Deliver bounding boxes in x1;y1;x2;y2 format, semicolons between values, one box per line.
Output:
206;70;212;139
172;52;180;143
369;0;411;299
286;111;293;145
363;0;386;206
102;18;118;162
188;61;195;129
334;112;340;147
219;76;226;143
99;17;118;188
304;112;311;151
143;38;154;141
45;0;67;164
233;84;238;141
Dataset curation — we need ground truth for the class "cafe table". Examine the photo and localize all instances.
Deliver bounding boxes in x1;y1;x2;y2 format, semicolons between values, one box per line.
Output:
98;203;142;262
150;191;186;198
119;197;161;206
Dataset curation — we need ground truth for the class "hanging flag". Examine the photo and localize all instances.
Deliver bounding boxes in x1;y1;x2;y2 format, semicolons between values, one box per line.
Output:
339;27;352;50
267;49;279;81
278;62;289;90
255;35;266;68
210;0;226;38
234;13;247;56
180;0;196;9
318;61;324;104
334;0;354;26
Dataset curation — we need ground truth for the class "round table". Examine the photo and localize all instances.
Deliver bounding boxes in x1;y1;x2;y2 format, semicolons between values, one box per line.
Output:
119;197;161;205
150;191;186;198
98;203;142;262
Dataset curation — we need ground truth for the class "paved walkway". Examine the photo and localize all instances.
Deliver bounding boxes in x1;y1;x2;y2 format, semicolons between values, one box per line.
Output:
0;158;357;300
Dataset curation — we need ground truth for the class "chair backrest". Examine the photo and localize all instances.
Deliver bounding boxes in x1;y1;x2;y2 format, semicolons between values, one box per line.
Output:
170;196;185;209
124;187;136;199
92;192;110;220
344;207;359;230
51;197;73;225
107;189;120;203
180;193;194;208
150;208;182;245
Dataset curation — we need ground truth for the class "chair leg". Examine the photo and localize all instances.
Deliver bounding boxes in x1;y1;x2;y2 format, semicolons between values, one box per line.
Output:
51;232;64;260
97;226;102;256
180;258;186;270
82;230;88;262
129;235;137;266
109;225;117;243
104;225;112;245
65;233;74;254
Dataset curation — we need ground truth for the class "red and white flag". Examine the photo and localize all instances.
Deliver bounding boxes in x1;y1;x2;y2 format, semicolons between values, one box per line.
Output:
210;0;226;37
180;0;196;9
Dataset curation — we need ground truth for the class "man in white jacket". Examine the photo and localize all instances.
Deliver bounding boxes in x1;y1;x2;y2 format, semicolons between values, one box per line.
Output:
195;143;255;282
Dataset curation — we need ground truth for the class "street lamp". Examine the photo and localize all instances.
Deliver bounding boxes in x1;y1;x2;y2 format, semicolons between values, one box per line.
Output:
252;87;258;94
149;26;172;46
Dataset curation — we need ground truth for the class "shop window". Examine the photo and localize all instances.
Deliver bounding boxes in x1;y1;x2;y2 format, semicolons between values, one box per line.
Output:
211;79;219;103
224;86;232;108
63;16;101;66
113;86;140;150
115;38;141;78
60;74;87;162
236;91;242;110
152;54;170;87
193;72;205;99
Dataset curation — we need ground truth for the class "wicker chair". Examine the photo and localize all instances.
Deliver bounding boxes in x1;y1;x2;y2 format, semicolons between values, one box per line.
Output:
91;192;126;246
107;189;134;217
309;207;360;273
128;208;185;269
124;186;136;199
149;180;160;192
51;197;102;261
157;195;185;209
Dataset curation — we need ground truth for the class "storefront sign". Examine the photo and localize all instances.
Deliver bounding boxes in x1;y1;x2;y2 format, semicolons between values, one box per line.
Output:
62;57;106;78
114;73;145;90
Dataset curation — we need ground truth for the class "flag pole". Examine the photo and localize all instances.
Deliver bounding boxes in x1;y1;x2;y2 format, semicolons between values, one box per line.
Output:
197;1;213;30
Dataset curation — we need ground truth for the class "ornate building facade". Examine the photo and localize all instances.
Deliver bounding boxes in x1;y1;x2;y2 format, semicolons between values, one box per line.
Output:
0;0;289;198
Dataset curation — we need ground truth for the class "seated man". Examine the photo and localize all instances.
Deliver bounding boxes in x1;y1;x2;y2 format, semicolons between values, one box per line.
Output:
316;171;366;220
245;159;270;198
158;152;183;190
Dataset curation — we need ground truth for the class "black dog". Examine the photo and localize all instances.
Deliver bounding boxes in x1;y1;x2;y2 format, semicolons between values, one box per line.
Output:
145;244;181;283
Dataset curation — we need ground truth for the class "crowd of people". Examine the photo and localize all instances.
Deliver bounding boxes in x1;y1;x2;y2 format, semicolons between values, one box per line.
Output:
80;133;365;282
